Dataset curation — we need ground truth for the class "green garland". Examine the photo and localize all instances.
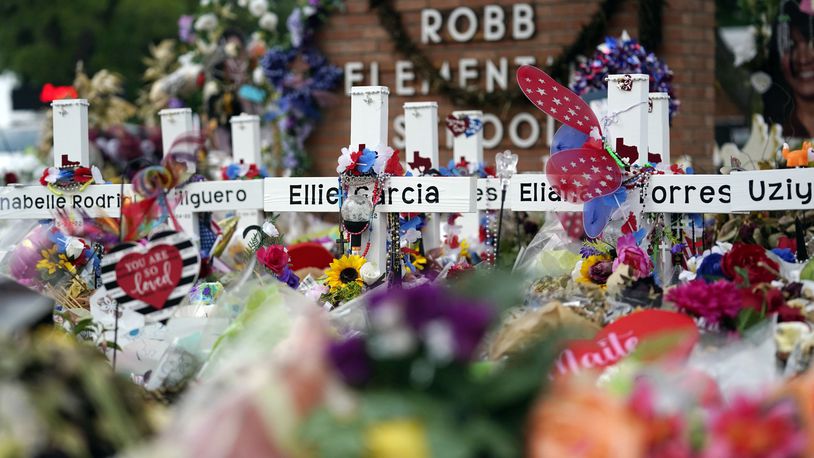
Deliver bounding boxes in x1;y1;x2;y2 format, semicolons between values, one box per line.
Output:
368;0;664;107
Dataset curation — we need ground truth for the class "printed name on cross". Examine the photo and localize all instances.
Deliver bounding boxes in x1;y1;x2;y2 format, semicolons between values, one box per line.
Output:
290;183;440;206
0;190;122;212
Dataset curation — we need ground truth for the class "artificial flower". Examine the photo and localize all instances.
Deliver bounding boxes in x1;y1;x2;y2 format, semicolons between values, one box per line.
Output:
178;15;195;43
384;149;404;176
262;221;279;238
696;253;724;283
613;234;653;279
589;260;614;284
193;13;218;32
722;243;779;285
39;167;59;185
256;245;289;275
355;148;377;174
580;255;611;285
326;255;366;291
337;146;360;174
372;145;394;174
402;228;421;244
328;335;372;386
403;250;426;273
277;266;300;288
360;261;381;285
666;280;743;325
704;396;806;458
36;246;59;275
772;248;797;263
259;12;278;31
248;0;268;17
365;419;429;458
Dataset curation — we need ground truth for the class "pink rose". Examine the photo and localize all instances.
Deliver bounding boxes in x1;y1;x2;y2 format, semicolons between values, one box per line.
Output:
612;234;653;279
257;245;289;275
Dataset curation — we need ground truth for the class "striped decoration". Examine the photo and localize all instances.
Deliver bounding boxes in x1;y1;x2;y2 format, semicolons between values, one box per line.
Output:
100;230;199;321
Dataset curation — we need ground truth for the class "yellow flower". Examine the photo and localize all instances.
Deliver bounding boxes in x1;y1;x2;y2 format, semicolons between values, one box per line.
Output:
58;254;77;275
579;254;611;284
325;255;367;291
36;246;59;275
459;239;470;258
406;252;427;273
365;419;429;458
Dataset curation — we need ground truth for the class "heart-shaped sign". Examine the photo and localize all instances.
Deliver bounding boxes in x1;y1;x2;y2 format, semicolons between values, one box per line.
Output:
553;310;699;377
101;230;200;319
445;114;469;137
115;244;182;309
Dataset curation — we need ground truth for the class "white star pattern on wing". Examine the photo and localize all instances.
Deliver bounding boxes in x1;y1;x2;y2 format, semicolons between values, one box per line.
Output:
594;188;602;195
564;96;571;102
568;108;577;116
553;86;559;91
584;115;590;120
538;79;544;84
577;120;583;126
586;193;593;199
552;97;562;106
536;88;546;95
570;161;577;168
573;179;582;187
563;115;570;121
561;165;569;171
606;166;614;171
591;166;600;172
551;107;557;114
605;174;613;180
600;181;607;186
590;157;597;162
579;158;586;163
536;100;544;106
582;173;591;180
526;78;531;82
560;178;567;184
526;88;532;93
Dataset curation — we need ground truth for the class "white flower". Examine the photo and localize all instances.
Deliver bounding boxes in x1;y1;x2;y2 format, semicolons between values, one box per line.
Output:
248;0;268;17
194;13;218;32
258;12;278;31
360;261;380;285
403;228;421;243
224;40;240;57
252;66;265;85
262;221;279;237
65;237;85;260
43;167;59;184
372;145;394;174
337;145;358;173
571;259;583;282
90;166;105;184
237;0;248;6
303;5;317;16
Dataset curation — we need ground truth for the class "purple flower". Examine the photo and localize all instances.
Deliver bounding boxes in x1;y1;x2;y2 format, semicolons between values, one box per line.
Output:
328;336;372;386
579;245;602;258
588;260;613;284
178;15;195;43
277;266;300;289
286;8;305;48
368;284;494;361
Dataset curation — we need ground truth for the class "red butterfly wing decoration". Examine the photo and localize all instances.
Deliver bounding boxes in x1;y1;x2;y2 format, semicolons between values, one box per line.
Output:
556;211;585;240
516;65;600;137
545;148;622;204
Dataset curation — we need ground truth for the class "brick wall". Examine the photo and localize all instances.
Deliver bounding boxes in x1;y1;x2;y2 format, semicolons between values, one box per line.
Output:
306;0;716;176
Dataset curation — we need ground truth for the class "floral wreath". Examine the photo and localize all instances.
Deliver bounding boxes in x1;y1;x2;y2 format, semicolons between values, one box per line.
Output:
571;32;679;120
220;161;269;180
40;155;105;195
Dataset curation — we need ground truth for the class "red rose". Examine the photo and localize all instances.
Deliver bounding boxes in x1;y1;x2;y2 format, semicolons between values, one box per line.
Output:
721;243;779;285
256;245;289;275
740;286;803;322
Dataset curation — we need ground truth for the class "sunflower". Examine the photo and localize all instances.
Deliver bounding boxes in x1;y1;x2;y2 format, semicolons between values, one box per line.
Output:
326;255;367;291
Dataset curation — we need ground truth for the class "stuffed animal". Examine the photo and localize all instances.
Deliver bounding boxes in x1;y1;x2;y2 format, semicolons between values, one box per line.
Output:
782;141;814;167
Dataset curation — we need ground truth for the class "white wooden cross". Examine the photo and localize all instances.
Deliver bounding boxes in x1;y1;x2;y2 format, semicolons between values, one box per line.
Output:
606;74;649;166
451;109;484;242
0;99;132;221
404;101;441;250
229;113;265;235
158;108;198;238
264;86;477;272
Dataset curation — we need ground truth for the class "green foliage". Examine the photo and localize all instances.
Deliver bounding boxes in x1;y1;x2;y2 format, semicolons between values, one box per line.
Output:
0;0;196;96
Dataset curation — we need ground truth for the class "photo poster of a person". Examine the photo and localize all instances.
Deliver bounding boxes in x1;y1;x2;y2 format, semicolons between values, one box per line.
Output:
765;0;814;139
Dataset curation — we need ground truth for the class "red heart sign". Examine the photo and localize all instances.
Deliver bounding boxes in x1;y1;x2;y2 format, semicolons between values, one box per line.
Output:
115;244;183;310
554;310;699;377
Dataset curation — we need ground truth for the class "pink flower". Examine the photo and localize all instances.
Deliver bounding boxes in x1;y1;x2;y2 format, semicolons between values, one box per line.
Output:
612;234;653;279
703;395;806;458
666;280;742;325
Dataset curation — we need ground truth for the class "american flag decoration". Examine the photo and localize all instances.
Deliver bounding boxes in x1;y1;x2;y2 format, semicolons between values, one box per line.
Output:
516;65;625;238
